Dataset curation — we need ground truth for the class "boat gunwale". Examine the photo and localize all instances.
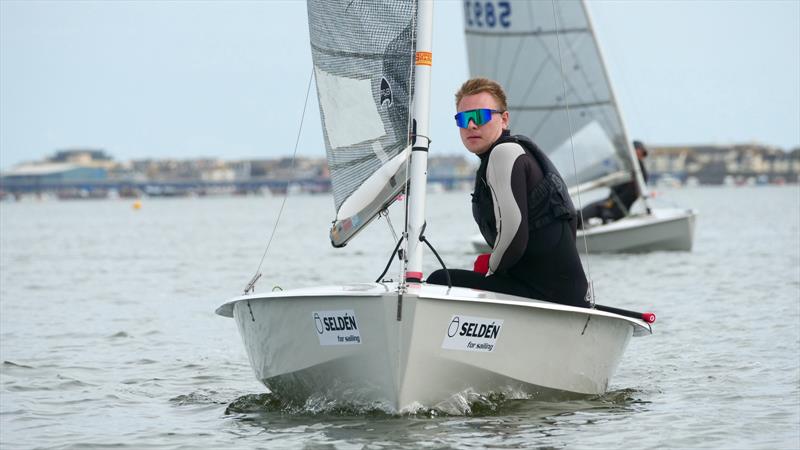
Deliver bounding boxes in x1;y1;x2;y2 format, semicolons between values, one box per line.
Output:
579;208;697;236
216;282;652;336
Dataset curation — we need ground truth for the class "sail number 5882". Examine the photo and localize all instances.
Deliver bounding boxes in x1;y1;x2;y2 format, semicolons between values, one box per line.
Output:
464;1;511;29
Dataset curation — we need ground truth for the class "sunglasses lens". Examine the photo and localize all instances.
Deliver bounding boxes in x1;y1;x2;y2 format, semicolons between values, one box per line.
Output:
454;112;466;128
455;111;473;128
455;109;495;128
476;108;492;125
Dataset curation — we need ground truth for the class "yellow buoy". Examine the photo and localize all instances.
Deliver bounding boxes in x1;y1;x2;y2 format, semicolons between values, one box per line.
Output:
133;200;142;210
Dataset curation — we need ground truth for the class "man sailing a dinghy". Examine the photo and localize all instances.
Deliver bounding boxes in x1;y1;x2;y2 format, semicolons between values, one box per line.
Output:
577;140;650;228
427;78;590;308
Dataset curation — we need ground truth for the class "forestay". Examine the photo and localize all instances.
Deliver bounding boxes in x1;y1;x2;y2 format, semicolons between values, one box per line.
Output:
308;0;417;247
464;0;633;189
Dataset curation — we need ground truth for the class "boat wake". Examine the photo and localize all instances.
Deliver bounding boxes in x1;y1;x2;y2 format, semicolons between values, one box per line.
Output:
223;385;630;417
225;392;395;417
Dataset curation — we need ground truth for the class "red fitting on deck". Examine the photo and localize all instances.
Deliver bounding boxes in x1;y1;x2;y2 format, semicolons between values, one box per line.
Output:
406;271;423;281
642;312;657;324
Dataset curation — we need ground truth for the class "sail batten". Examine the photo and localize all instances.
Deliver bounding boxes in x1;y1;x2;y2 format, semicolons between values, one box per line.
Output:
308;0;417;247
510;100;613;111
466;27;589;37
310;43;410;61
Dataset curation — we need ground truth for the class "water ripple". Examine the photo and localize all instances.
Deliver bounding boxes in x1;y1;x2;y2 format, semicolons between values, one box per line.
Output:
1;189;798;449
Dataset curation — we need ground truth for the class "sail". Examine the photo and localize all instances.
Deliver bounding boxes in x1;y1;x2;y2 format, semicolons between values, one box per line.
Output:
307;0;416;247
464;0;633;189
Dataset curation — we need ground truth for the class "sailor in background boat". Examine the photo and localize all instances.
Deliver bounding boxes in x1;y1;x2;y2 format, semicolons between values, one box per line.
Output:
577;141;650;228
427;78;590;308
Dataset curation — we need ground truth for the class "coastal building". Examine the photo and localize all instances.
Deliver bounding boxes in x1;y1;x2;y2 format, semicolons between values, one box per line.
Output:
1;163;107;185
0;148;113;198
2;143;797;200
648;144;800;185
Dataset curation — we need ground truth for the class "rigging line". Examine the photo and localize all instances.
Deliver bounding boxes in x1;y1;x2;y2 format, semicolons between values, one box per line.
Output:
381;209;399;243
376;236;405;283
550;0;593;300
420;234;452;289
246;67;315;291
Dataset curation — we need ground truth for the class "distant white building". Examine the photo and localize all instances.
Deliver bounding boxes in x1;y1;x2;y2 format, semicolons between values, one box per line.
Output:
1;163;107;184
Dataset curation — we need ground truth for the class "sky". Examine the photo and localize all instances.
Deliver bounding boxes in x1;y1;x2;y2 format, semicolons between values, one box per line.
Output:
1;0;798;170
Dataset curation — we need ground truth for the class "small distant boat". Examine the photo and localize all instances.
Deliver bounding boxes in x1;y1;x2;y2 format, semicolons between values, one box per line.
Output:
655;174;683;189
473;206;695;254
685;176;700;187
574;208;696;253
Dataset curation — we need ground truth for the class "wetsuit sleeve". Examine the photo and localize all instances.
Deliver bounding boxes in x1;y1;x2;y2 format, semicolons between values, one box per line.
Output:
485;142;529;274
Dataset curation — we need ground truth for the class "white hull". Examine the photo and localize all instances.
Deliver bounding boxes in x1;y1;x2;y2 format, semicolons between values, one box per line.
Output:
471;208;697;254
217;283;650;413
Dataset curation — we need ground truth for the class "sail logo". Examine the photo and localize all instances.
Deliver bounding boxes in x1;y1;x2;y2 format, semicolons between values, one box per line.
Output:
380;78;393;107
312;310;362;346
442;314;503;352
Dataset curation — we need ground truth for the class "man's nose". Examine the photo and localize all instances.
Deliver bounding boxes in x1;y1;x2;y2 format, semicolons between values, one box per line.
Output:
468;119;478;129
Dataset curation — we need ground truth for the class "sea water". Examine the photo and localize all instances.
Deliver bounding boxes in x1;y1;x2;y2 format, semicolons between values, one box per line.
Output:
1;186;798;449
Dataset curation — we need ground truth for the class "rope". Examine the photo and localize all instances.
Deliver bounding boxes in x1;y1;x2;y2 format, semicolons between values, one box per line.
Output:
550;0;594;306
376;236;405;283
420;234;452;289
244;67;315;294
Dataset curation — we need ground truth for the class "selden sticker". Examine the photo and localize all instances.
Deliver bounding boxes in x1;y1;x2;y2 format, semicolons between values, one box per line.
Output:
312;310;362;346
441;315;503;352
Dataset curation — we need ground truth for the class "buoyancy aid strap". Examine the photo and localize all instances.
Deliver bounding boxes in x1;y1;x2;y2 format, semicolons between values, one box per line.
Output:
502;136;574;230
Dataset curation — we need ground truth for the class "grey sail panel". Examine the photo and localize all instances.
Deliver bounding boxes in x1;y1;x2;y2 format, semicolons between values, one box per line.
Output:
307;0;416;246
464;0;632;188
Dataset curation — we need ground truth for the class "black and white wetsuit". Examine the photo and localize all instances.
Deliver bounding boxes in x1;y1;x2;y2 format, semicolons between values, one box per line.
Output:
578;159;648;227
428;131;590;308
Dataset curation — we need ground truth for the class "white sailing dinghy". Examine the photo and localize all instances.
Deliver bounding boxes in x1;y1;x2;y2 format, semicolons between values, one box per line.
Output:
465;0;696;254
217;0;653;413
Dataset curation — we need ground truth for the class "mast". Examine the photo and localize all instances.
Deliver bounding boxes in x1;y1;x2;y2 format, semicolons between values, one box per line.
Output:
403;0;433;282
581;0;652;212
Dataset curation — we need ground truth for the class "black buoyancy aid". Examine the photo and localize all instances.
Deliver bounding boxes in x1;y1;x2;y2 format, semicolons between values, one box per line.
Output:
472;134;575;248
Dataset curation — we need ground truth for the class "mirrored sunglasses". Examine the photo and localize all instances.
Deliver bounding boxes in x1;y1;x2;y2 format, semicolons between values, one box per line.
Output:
454;108;502;128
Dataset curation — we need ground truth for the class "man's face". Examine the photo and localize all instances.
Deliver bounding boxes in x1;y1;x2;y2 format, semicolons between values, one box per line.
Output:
456;92;509;155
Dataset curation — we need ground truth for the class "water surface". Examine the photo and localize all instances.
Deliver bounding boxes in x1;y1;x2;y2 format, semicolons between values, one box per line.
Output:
1;186;798;448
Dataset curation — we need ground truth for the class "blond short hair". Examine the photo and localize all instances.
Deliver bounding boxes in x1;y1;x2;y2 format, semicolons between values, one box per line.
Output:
454;78;508;111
